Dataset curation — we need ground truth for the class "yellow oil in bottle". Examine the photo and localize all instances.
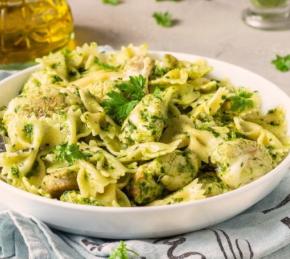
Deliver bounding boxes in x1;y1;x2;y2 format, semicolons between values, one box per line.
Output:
0;0;74;67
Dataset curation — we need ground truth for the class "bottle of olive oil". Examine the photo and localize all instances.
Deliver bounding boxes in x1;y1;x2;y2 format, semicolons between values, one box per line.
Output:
0;0;74;68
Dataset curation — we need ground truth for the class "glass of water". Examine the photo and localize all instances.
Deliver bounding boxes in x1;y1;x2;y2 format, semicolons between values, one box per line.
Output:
242;0;290;30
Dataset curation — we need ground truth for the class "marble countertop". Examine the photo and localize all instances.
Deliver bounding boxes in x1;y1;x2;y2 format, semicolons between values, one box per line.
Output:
69;0;290;94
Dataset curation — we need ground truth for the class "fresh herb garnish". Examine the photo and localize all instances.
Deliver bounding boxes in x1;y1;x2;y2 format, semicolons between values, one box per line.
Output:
11;166;20;178
23;124;33;138
51;75;63;83
94;58;119;71
153;11;174;27
229;91;254;112
272;54;290;72
54;143;90;165
102;0;120;5
156;0;181;1
102;75;146;124
109;241;138;259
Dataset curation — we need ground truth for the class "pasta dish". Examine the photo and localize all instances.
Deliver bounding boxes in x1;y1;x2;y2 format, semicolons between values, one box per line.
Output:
0;43;289;207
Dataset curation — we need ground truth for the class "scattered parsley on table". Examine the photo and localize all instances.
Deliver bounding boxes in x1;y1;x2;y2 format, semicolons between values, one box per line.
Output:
102;0;120;6
156;0;181;2
272;54;290;72
109;241;139;259
153;11;174;27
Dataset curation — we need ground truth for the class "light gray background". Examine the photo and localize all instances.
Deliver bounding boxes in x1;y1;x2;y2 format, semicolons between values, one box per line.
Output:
69;0;290;94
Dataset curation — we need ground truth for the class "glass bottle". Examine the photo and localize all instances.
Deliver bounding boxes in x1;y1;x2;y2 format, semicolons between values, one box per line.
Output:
0;0;74;69
242;0;290;30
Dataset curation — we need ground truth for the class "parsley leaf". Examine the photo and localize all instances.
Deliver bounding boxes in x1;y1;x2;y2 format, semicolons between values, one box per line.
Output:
272;54;290;72
51;75;63;84
153;12;174;27
109;241;139;259
102;0;120;5
109;241;128;259
229;91;254;113
23;124;33;138
102;75;146;124
54;143;90;165
118;75;145;100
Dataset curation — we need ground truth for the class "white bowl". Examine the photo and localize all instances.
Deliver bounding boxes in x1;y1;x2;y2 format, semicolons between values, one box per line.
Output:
0;52;290;239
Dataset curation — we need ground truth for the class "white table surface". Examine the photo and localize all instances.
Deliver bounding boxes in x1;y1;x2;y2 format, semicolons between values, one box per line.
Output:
69;0;290;94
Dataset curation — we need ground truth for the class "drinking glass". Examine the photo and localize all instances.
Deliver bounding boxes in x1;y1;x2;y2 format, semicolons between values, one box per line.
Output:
242;0;290;30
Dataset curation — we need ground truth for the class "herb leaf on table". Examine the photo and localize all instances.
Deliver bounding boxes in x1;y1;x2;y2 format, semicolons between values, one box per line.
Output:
272;54;290;72
102;0;120;6
109;241;139;259
156;0;181;2
153;11;174;27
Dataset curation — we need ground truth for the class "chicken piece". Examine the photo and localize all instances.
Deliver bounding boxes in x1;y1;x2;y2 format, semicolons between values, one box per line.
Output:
128;150;199;205
157;150;199;191
211;139;273;188
41;168;78;198
128;168;164;205
120;89;174;146
123;56;154;80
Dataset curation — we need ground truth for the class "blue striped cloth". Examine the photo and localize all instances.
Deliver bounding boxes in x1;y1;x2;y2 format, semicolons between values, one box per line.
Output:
1;70;290;259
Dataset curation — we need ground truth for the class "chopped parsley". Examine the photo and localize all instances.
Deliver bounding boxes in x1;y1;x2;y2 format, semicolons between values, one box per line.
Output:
23;124;33;138
102;75;146;124
109;241;138;259
60;191;102;206
51;75;63;84
272;54;290;72
102;0;120;5
94;57;119;71
153;12;174;28
229;91;254;112
11;166;20;178
54;143;90;165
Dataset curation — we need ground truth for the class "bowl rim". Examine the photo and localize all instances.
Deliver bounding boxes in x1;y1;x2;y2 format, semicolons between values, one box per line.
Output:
0;50;290;213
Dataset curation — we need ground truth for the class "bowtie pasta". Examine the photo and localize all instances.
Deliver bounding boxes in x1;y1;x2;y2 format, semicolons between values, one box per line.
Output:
0;43;289;207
